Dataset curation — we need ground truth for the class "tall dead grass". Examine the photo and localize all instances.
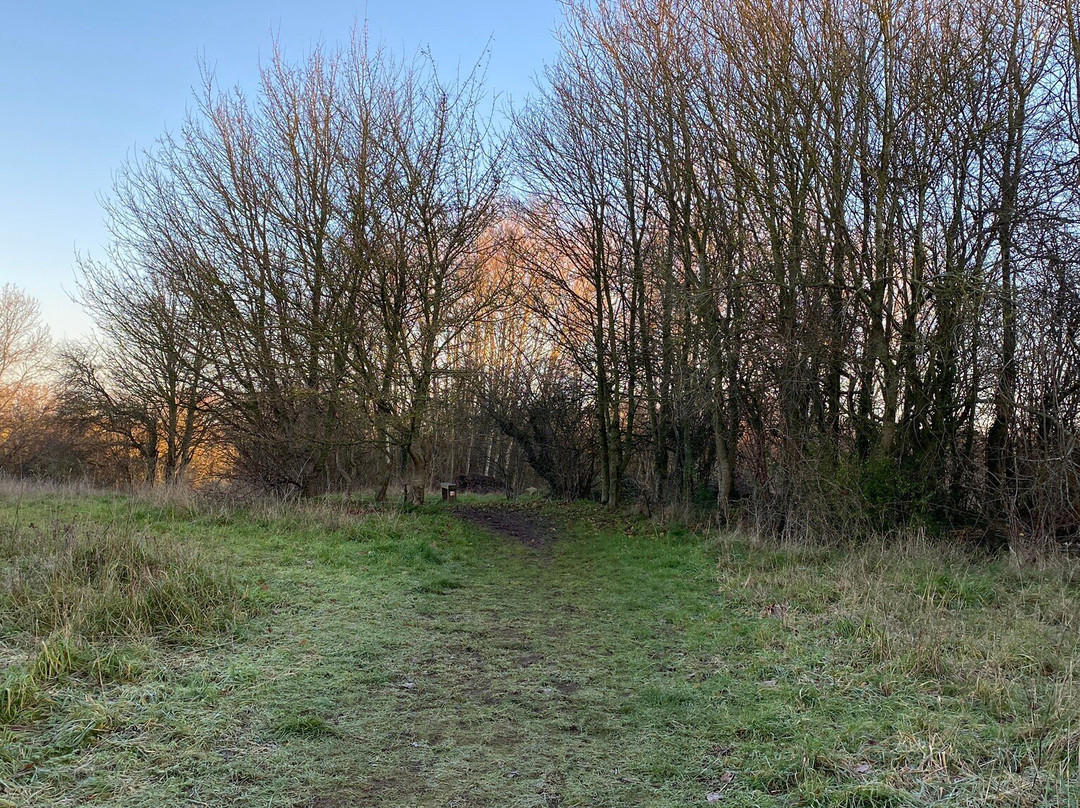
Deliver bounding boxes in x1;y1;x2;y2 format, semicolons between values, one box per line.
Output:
0;514;244;726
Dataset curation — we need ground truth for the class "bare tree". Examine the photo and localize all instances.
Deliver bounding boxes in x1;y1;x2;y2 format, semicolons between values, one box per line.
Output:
0;285;53;474
63;254;213;486
0;284;51;402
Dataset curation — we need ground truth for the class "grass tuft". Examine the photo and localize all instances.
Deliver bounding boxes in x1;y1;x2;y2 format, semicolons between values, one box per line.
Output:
0;508;248;783
271;713;337;739
0;519;240;643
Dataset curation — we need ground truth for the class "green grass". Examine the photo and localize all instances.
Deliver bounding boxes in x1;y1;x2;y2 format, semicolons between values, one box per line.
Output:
0;487;1079;806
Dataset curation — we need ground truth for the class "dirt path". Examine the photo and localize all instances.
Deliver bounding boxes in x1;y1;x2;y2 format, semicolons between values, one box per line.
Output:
454;506;561;550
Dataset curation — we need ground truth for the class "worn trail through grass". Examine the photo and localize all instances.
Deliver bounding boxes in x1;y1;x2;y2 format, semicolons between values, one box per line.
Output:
4;493;1080;807
264;505;734;807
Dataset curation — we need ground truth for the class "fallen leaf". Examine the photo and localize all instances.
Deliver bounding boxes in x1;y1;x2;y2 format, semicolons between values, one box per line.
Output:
720;771;736;784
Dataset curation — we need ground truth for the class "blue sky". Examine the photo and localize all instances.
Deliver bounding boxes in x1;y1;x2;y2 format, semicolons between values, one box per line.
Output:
0;1;560;339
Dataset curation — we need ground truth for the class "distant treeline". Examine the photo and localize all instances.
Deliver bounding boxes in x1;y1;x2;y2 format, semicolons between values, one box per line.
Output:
5;0;1080;543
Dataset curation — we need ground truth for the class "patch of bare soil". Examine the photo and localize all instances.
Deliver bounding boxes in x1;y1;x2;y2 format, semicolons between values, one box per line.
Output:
455;507;560;550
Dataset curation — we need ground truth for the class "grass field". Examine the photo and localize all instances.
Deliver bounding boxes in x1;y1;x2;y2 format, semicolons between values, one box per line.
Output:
2;485;1080;806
